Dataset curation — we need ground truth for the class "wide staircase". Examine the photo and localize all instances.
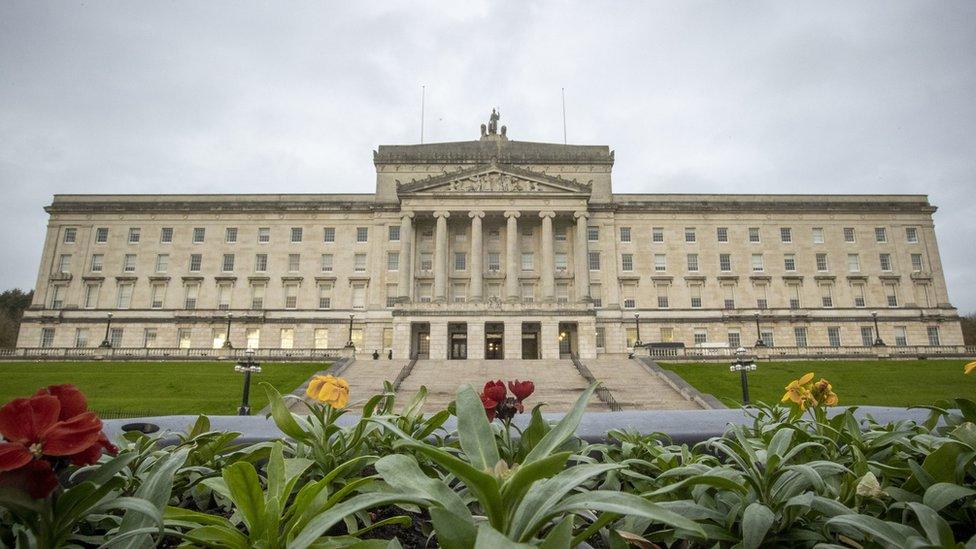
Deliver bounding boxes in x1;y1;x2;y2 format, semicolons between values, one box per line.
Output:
583;354;702;410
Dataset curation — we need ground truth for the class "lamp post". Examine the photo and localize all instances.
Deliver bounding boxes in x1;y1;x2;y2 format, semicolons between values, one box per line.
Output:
345;314;355;348
99;313;113;348
633;313;642;348
234;348;261;415
222;313;233;349
871;311;885;346
729;347;758;404
753;312;765;347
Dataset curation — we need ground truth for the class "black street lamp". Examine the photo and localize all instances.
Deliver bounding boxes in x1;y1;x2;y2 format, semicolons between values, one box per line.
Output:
633;313;642;348
345;314;355;348
729;347;757;404
99;313;113;348
222;313;233;349
871;311;885;346
234;348;261;415
753;312;765;347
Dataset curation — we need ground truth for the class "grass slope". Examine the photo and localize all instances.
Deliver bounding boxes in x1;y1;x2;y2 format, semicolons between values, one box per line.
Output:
0;361;326;416
658;359;976;407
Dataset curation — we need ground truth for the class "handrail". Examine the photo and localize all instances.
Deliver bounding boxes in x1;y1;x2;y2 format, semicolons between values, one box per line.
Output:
392;357;418;393
569;354;623;412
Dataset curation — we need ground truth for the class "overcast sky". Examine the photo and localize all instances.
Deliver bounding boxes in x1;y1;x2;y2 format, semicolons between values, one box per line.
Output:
1;1;974;312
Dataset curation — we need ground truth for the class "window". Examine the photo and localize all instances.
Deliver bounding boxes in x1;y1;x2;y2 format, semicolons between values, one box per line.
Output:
894;326;908;346
660;327;674;343
116;283;133;309
284;283;298;309
321;254;333;272
128;228;141;243
821;284;834;308
155;254;168;272
387;283;399;307
875;227;887;243
216;283;231;310
487;283;501;300
75;328;89;348
816;253;828;272
827;327;841;347
652;227;664;243
852;283;866;308
693;329;708;345
717;227;729;243
723;284;736;310
352;284;366;309
622;285;636;309
728;330;741;349
250;284;265;309
454;252;466;271
843;227;856;243
690;284;702;308
760;331;774;347
258;227;271;243
554;228;567;242
625;328;638;348
780;227;792;243
488;252;500;272
488;229;500;242
619;227;631;242
150;283;166;309
418;283;433;303
123;254;137;272
422;228;433;241
755;283;769;309
556;283;569;304
143;328;157;348
222;254;235;272
318;283;333;309
388;225;400;241
91;254;104;272
621;254;634;272
879;253;892;272
751;254;764;272
192;227;205;243
684;227;696;243
719;254;732;272
288;253;301;272
314;328;329;349
794;327;808;347
885;284;898;307
41;328;55;348
95;228;109;243
225;227;238;243
354;253;367;272
388;251;400;271
784;254;796;272
211;328;226;349
686;253;699;272
83;283;99;309
63;227;77;243
419;253;433;271
587;226;599;241
521;252;534;271
588;252;600;270
160;227;173;243
49;285;65;309
860;326;875;346
555;252;568;271
595;327;606;349
656;284;669;309
290;227;303;243
109;328;123;348
748;227;760;243
356;227;368;242
847;254;861;272
178;328;192;349
255;253;268;272
911;253;923;272
590;284;602;308
788;284;801;310
183;284;199;309
812;227;824;244
57;254;71;273
521;227;533;237
452;283;467;303
927;326;940;346
280;328;294;349
654;254;667;272
906;227;919;243
189;254;202;272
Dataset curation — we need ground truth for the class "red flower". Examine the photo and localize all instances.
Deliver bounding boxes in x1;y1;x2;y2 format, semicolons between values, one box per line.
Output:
508;380;534;402
482;380;507;403
480;393;498;422
0;460;59;499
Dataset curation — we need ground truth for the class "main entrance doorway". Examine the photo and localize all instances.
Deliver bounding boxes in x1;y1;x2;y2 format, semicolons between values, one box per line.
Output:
485;322;504;359
558;322;578;358
448;323;467;360
521;322;541;359
410;322;430;359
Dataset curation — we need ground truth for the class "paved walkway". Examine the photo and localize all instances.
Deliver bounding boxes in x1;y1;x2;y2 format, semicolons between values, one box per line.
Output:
582;355;702;410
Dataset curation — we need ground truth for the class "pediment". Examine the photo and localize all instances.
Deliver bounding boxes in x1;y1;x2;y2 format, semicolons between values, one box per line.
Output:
396;163;591;196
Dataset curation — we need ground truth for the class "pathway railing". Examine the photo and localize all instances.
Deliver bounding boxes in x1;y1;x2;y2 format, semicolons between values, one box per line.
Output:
643;344;975;361
569;354;623;412
392;358;418;393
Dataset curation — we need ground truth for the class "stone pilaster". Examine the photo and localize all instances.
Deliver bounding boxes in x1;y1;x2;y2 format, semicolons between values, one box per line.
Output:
397;212;414;301
574;212;591;302
468;211;484;302
429;320;448;359
467;321;485;360
504;210;521;302
433;211;450;303
541;320;560;359
504;319;522;359
540;211;556;302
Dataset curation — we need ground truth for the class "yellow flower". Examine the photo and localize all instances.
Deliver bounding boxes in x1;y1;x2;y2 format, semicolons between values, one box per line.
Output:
965;361;976;375
305;375;350;409
781;372;816;410
810;378;839;406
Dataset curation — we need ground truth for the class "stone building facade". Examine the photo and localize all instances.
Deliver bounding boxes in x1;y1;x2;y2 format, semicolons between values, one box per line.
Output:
18;116;963;359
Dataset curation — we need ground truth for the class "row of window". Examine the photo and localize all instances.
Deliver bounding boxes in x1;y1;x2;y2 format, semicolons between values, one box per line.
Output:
615;325;942;348
610;225;921;245
67;225;383;245
615;251;926;274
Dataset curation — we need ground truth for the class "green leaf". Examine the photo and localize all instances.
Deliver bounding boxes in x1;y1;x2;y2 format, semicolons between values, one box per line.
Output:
643;474;747;498
456;384;500;471
518;404;550;460
523;383;596;466
430;507;478;549
262;382;309;441
182;525;250;548
921;442;967;483
473;523;536;548
188;415;211;438
267;441;287;501
500;451;571;507
538;516;573;549
547;491;704;539
289;493;427;549
826;514;918;547
72;450;138;486
375;454;469;517
905;502;955;546
164;506;235;528
221;462;266;538
742;502;775;549
113;447;190;549
923;482;976;512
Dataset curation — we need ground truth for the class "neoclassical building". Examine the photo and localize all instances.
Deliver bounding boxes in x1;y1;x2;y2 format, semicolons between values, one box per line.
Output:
18;113;963;359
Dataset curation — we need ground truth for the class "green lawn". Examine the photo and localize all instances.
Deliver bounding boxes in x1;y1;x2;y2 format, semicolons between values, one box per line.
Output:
0;361;327;416
658;359;976;407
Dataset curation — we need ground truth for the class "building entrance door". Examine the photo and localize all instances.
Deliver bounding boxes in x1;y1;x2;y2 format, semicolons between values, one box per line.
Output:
410;322;431;359
521;322;541;359
485;322;504;360
449;323;467;360
558;322;578;358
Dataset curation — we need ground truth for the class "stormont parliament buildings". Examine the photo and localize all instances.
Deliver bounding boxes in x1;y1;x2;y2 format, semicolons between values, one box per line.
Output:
17;112;963;359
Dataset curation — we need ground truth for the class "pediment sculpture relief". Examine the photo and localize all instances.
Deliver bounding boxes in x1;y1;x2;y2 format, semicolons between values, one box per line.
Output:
447;172;545;193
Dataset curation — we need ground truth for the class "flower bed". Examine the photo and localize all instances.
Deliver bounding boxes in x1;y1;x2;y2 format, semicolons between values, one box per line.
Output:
2;365;976;548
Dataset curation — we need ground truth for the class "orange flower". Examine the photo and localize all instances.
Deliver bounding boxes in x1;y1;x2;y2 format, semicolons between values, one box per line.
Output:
964;361;976;375
305;375;350;409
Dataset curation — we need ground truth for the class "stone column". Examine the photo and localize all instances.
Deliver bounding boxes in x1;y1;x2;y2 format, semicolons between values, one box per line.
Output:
468;211;484;302
574;212;591;302
397;212;414;301
504;210;521;302
541;320;560;359
433;211;450;303
540;211;556;302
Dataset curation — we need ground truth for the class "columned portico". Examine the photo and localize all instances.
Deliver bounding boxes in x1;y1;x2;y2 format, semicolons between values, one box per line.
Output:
540;211;555;302
574;211;590;302
468;211;484;302
433;211;450;303
504;210;521;302
398;212;414;301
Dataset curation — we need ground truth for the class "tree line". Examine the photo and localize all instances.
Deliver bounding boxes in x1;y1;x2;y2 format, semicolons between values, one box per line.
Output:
0;289;33;348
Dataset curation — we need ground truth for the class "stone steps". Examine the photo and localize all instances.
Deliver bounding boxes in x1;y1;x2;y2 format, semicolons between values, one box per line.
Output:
582;354;702;410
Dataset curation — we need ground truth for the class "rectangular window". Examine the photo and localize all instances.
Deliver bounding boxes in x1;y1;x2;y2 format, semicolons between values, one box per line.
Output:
885;284;898;307
351;284;366;309
894;326;907;346
927;326;941;346
49;285;65;309
95;227;109;243
284;283;298;309
827;327;841;347
192;227;205;243
84;283;99;309
723;284;736;310
910;253;923;272
63;227;77;243
183;283;199;309
488;229;500;242
388;225;400;241
128;228;141;243
716;227;728;243
751;254;764;272
216;283;231;310
322;227;335;243
488;252;500;272
728;330;741;349
178;328;192;349
652;227;664;243
812;227;824;244
116;283;133;309
280;328;294;349
686;253;699;272
123;254;137;272
815;253;828;272
452;283;467;303
290;227;303;243
521;252;534;271
356;227;368;242
760;331;774;347
159;227;172;243
288;253;301;272
587;226;599;241
74;328;89;348
520;284;534;305
693;329;707;345
387;283;399;307
654;253;666;272
621;254;634;272
251;284;265;309
554;228;567;242
780;227;792;243
875;227;887;243
419;253;433;271
622;285;636;309
843;227;856;243
388;251;400;271
656;285;669;309
690;284;702;308
554;252;568;271
189;254;202;272
755;283;769;309
143;328;157;348
595;327;605;349
619;227;631;242
794;327;808;347
225;227;237;243
847;253;860;272
109;328;123;348
91;254;104;272
57;254;71;273
588;252;600;271
748;227;760;243
454;252;466;271
684;227;696;243
354;253;367;272
40;328;55;348
879;253;892;271
487;283;501;300
258;227;271;243
660;327;674;343
255;253;268;272
906;227;919;243
556;283;569;304
590;284;602;308
625;328;638;348
852;283;866;308
788;284;801;310
222;254;235;272
821;284;834;308
321;254;333;272
155;254;168;272
211;328;226;349
720;254;732;272
150;283;166;309
784;254;796;272
861;326;875;346
244;328;260;348
318;283;333;309
418;283;432;303
314;328;329;349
